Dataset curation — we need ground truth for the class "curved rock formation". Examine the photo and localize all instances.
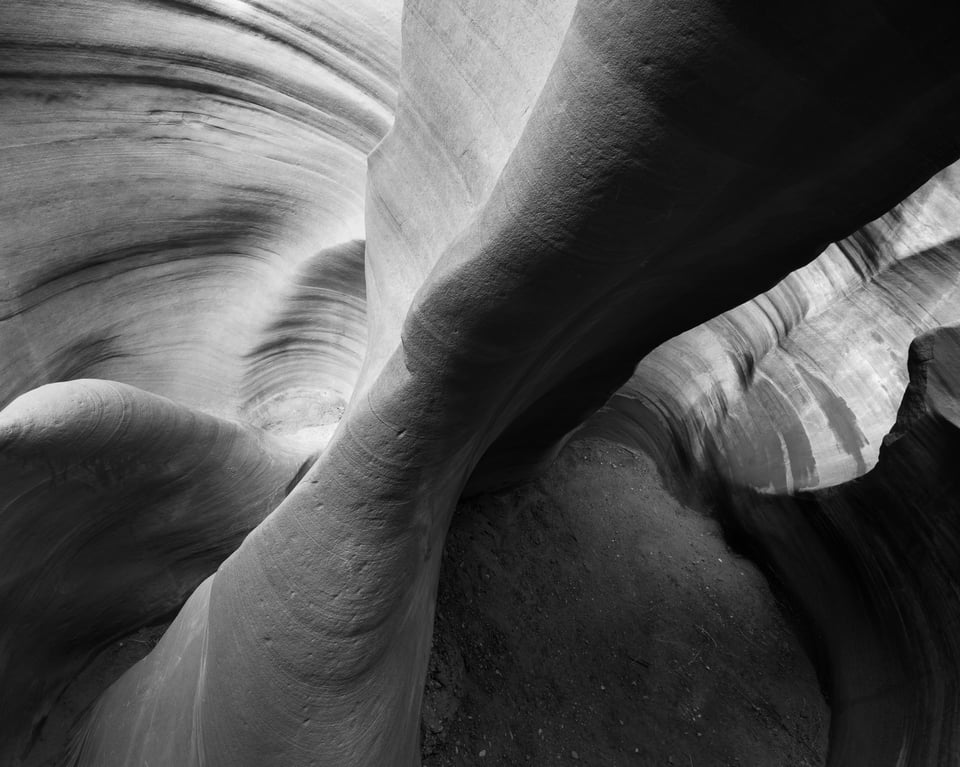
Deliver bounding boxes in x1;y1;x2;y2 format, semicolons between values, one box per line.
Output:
713;324;960;766
3;0;960;766
590;162;960;494
0;0;398;761
240;238;367;447
0;379;310;761
0;0;398;415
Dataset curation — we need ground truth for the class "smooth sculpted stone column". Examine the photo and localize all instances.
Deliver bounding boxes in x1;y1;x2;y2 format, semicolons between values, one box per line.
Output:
64;1;960;766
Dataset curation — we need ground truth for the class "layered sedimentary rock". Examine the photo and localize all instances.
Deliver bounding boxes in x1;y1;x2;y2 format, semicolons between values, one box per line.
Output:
240;238;367;447
713;325;960;766
68;1;960;766
3;1;960;766
590;163;960;493
0;0;398;416
0;0;398;761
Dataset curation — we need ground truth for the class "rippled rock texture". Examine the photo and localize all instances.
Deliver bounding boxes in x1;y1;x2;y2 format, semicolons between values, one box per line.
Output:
4;0;960;765
711;326;960;766
1;0;399;761
590;164;960;494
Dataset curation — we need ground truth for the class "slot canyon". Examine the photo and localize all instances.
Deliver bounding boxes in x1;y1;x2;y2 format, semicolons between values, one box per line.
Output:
3;1;960;765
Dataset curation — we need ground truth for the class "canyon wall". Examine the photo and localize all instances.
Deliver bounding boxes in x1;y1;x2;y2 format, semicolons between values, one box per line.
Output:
2;1;960;766
590;164;960;493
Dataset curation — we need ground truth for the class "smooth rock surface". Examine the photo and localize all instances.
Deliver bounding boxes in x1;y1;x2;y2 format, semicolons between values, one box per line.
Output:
2;1;960;766
0;379;309;762
0;1;400;761
69;1;960;765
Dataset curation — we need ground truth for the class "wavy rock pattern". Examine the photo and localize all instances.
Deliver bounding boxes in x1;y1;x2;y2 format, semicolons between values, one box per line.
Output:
591;164;960;493
0;379;309;762
2;1;960;767
0;0;398;415
240;238;367;448
361;0;578;390
0;1;399;762
714;325;960;766
68;2;960;766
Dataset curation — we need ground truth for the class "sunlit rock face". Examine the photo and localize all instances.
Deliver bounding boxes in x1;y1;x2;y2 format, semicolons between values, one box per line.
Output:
0;0;396;421
3;1;960;767
0;0;398;761
591;163;960;493
239;238;366;446
713;325;960;766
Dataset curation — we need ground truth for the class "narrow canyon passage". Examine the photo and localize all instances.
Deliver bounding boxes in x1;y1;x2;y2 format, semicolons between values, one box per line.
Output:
5;0;960;765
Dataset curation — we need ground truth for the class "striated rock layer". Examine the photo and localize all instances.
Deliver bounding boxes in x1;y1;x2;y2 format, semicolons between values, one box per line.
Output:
0;0;399;761
0;0;398;417
66;1;960;766
590;163;960;494
711;325;960;766
2;1;960;766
